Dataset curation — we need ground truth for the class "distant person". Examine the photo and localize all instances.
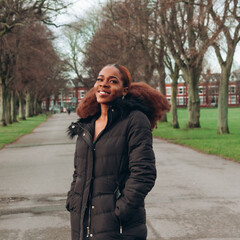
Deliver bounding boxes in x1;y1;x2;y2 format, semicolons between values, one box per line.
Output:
66;64;170;240
67;107;71;115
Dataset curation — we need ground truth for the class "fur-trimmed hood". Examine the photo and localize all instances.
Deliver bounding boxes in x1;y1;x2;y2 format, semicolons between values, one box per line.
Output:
67;96;150;139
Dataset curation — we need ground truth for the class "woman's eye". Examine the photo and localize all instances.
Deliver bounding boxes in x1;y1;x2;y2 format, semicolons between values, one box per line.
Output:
110;79;118;84
97;78;103;82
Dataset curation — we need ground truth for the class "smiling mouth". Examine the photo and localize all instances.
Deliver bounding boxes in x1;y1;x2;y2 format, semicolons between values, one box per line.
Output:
98;90;110;95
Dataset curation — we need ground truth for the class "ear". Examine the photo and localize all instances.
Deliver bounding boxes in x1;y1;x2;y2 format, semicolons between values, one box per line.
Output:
123;87;128;96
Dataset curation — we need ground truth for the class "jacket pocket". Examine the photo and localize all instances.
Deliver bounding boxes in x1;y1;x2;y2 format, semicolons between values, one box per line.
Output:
74;176;84;195
66;192;82;213
66;197;74;212
114;187;122;200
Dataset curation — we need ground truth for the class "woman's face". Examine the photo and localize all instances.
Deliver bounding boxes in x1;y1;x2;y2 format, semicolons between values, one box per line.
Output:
94;66;128;105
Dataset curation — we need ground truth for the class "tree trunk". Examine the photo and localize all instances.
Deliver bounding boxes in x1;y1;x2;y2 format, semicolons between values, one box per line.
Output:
33;95;37;115
6;90;12;124
144;62;155;84
184;70;201;128
30;95;34;117
0;80;7;126
11;90;17;122
5;88;11;125
0;79;4;126
46;97;50;111
158;67;167;122
38;100;42;114
25;91;31;118
170;65;180;128
0;84;1;119
18;92;26;120
217;66;230;134
216;45;235;134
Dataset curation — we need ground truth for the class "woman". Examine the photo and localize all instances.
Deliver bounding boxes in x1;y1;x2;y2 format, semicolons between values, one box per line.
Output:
66;64;170;240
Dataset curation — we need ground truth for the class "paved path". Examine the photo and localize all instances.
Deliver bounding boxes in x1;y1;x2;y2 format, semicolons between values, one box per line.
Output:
0;113;240;240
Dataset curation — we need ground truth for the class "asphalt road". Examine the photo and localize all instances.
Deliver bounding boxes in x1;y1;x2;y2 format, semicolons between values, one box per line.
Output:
0;113;240;240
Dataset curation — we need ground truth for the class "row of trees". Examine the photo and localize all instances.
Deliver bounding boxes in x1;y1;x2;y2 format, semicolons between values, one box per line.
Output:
0;0;69;126
64;0;240;134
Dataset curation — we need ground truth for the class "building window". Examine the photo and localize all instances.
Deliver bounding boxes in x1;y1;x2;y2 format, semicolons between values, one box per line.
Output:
178;97;184;105
199;87;206;95
230;75;235;82
203;96;206;104
199;96;206;105
79;90;85;99
167;98;171;104
178;87;183;95
229;86;235;94
68;91;73;98
230;96;236;104
210;86;218;95
166;87;171;95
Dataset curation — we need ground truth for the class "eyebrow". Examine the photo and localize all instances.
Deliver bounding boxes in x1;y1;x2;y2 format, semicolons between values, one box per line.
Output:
98;75;120;81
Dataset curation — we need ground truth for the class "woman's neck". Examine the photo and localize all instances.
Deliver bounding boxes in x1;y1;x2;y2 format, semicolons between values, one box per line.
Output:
94;104;109;141
99;104;109;120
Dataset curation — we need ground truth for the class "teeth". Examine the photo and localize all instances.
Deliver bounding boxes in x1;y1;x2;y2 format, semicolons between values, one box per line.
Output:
99;91;109;94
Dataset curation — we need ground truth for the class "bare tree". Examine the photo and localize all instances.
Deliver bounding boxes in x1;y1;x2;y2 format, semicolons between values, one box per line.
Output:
0;0;69;37
82;9;143;84
159;0;221;128
0;0;69;125
0;35;15;125
63;13;100;89
208;0;240;134
165;54;180;128
13;23;66;117
104;0;160;85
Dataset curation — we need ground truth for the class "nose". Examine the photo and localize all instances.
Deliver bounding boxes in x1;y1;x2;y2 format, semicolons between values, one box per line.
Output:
100;79;110;88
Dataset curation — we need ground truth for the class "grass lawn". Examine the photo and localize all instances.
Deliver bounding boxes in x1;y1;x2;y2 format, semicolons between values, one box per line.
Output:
0;114;49;149
153;107;240;162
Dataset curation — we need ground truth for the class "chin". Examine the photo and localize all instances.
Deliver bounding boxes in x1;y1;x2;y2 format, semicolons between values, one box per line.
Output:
96;96;116;105
97;100;112;105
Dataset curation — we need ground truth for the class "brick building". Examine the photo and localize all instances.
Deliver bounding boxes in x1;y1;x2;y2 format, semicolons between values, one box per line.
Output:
43;71;240;111
42;80;87;112
165;70;240;107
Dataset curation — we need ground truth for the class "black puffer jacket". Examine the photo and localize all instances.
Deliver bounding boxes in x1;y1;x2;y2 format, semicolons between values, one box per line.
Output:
66;97;156;240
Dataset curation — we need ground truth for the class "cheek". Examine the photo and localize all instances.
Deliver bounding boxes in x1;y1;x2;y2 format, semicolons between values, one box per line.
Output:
93;83;98;93
116;88;124;96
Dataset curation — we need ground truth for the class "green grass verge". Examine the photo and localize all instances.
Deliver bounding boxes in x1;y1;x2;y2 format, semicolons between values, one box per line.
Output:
153;107;240;162
0;114;50;149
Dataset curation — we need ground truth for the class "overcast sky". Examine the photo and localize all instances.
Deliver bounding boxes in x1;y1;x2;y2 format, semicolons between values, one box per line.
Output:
55;0;106;25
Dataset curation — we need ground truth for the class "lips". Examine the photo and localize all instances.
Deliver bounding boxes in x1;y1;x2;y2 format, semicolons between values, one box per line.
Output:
98;90;110;95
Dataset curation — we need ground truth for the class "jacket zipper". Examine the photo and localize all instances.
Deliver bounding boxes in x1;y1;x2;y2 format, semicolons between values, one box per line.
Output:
85;108;113;237
86;193;92;237
86;142;95;238
84;155;89;238
80;125;94;238
106;109;123;235
120;224;123;234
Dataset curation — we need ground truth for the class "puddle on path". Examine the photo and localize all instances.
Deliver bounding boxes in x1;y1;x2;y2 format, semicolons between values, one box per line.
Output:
0;196;29;203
